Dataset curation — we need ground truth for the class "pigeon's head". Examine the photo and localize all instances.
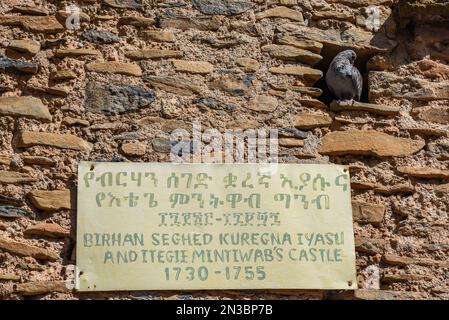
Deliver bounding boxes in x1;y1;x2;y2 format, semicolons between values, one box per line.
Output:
336;50;357;65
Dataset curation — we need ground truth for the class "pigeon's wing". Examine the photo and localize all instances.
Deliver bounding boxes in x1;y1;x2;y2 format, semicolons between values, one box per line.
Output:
325;68;337;96
351;66;363;100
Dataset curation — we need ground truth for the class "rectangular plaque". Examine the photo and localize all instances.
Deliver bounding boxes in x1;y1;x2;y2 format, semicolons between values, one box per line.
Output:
76;162;357;291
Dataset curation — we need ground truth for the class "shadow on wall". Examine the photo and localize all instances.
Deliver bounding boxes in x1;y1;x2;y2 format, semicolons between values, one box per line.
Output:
395;1;449;62
312;5;398;105
314;0;449;106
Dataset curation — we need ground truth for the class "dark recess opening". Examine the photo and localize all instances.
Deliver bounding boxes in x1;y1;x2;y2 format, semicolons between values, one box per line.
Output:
314;46;372;106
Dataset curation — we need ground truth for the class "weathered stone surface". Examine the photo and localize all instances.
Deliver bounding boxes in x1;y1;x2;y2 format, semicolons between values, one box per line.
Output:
278;128;308;139
0;273;20;281
431;47;449;63
209;75;252;96
352;201;385;225
0;171;37;184
428;141;449;160
290;86;323;97
17;131;92;152
145;76;203;96
355;237;386;255
8;40;40;55
367;54;395;71
0;195;24;207
192;0;254;16
326;0;393;7
313;10;355;22
0;236;58;261
398;0;449;18
161;120;192;132
56;10;91;24
89;123;130;132
0;157;11;165
351;181;381;191
104;0;142;9
353;289;425;300
0;206;33;219
121;142;147;157
195;34;248;48
383;254;449;267
423;243;449;252
152;138;173;153
358;7;394;33
27;85;69;97
230;20;260;36
270;89;285;98
23;156;56;166
330;100;400;116
294;112;332;129
269;66;323;84
391;204;419;219
54;48;101;58
29;190;71;211
141;30;175;42
434;183;449;196
50;70;76;81
262;45;322;65
113;132;141;141
0;96;51;121
85;82;156;115
226;119;260;130
236;58;260;73
13;5;49;15
15;280;69;296
406;127;447;137
382;273;432;283
0;55;38;74
334;117;368;124
172;60;214;74
298;99;327;110
195;97;236;112
319;130;425;157
279;138;304;147
397;166;449;179
277;25;397;57
246;95;278;112
415;59;449;80
118;16;155;27
276;0;299;5
397;219;448;237
24;223;70;238
85;62;142;76
275;35;323;53
431;286;449;294
138;117;190;132
82;29;120;44
158;15;220;31
369;72;449;101
413;106;449;124
62;117;90;127
0;16;64;33
374;183;415;195
256;6;304;22
125;49;183;60
91;13;112;20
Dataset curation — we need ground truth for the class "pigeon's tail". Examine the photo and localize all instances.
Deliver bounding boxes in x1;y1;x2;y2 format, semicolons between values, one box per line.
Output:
351;66;363;101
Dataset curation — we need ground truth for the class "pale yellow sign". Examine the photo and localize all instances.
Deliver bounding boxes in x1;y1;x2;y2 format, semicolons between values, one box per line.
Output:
76;162;357;291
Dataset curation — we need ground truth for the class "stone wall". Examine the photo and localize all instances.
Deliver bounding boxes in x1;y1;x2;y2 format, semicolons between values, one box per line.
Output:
0;0;448;300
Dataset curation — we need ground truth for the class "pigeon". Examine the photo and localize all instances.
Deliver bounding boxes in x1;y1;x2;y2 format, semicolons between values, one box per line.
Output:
326;50;363;104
